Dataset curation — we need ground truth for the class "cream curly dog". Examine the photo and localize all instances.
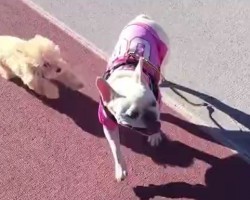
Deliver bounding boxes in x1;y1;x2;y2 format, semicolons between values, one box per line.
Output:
0;34;84;99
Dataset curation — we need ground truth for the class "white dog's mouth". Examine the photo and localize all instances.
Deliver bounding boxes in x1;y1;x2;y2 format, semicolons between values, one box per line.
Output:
123;124;148;134
122;122;160;136
121;110;161;135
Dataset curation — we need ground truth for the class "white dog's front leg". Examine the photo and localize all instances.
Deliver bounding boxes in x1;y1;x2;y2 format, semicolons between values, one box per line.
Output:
103;126;127;182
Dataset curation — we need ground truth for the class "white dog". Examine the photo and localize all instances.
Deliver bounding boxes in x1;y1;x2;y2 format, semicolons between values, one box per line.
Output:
96;14;169;181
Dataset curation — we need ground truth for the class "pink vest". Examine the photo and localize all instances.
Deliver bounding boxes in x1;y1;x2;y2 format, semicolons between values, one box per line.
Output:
98;22;168;130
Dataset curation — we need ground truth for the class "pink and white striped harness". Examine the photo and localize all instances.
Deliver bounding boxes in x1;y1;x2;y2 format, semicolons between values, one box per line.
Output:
98;21;168;132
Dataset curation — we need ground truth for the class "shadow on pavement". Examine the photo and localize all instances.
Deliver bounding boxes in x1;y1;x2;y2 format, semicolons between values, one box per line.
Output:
42;84;217;168
160;80;250;153
11;77;250;200
130;80;250;200
133;154;250;200
11;78;221;169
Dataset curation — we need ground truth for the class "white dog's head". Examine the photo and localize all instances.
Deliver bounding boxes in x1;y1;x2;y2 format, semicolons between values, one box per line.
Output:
96;58;161;134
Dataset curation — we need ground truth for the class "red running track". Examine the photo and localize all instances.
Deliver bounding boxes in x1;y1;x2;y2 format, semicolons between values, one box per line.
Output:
0;1;249;200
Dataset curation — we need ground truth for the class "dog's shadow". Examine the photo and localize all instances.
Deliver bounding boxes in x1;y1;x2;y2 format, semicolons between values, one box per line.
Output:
159;80;250;152
11;77;217;168
133;154;250;200
12;77;250;200
12;78;250;166
11;77;104;137
130;80;250;200
41;83;207;168
159;80;250;130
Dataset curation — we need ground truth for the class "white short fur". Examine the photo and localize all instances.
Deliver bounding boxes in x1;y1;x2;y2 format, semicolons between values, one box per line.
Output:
96;14;169;182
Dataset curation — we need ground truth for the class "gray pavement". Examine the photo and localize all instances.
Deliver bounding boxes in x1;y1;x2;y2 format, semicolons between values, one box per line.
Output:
30;0;250;159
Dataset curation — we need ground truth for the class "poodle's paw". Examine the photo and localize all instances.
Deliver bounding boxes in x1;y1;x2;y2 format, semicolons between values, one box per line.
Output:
40;82;60;99
45;87;60;99
0;67;14;80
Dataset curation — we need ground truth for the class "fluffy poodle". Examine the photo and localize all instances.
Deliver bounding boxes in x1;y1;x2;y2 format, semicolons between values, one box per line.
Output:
0;34;84;99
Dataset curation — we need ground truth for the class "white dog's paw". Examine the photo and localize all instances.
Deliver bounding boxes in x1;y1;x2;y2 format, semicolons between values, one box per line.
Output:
0;67;14;80
115;164;127;182
147;132;162;147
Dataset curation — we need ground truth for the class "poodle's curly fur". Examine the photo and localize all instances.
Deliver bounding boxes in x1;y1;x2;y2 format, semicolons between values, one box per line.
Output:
0;34;83;99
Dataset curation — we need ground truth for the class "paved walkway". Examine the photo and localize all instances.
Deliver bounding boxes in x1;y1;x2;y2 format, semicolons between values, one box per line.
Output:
31;0;250;159
0;1;249;200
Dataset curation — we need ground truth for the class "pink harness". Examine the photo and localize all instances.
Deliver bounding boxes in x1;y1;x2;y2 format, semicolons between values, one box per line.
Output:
98;22;168;131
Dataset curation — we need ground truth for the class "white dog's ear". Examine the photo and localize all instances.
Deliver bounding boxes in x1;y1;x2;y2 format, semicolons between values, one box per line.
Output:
134;57;144;84
96;77;119;105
